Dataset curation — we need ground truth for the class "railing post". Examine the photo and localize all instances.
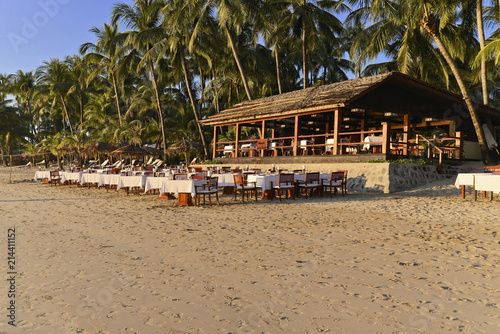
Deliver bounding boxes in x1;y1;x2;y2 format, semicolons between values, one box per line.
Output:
382;122;389;154
403;114;410;155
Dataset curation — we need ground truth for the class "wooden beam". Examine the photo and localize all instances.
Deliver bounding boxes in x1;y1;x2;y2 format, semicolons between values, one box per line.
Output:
382;122;389;154
403;113;410;155
261;120;266;157
293;115;299;156
235;123;240;158
213;126;218;159
333;108;341;155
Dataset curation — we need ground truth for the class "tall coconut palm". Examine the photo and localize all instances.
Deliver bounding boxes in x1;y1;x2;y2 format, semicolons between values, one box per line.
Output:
80;23;130;126
112;0;169;157
288;0;347;88
191;0;256;101
36;58;75;134
12;70;37;137
162;0;209;155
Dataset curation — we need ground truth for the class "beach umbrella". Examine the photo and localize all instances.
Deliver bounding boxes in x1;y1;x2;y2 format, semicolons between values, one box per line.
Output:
80;141;116;159
110;144;149;157
142;145;162;156
166;138;203;164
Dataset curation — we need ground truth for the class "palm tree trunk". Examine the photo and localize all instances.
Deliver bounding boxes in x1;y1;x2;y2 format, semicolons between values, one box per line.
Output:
224;22;253;101
0;139;5;166
422;20;491;163
111;73;123;126
25;97;37;137
59;93;74;134
302;17;307;89
148;60;168;158
477;0;488;105
275;48;282;94
79;91;84;125
179;42;208;156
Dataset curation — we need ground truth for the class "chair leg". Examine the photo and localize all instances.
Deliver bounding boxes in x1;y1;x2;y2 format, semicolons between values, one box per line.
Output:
234;188;237;201
208;195;212;207
216;192;219;205
254;189;257;201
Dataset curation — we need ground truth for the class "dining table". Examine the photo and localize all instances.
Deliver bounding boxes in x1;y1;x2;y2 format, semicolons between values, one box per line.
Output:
455;173;500;200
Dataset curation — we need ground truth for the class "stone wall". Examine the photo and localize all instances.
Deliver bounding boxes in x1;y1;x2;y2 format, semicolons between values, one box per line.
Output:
196;162;464;194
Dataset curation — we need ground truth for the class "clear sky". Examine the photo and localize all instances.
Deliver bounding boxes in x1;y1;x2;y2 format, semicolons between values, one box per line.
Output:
0;0;133;75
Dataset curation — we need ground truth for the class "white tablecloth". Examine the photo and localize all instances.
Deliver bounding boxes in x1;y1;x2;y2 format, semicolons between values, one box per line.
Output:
117;175;147;191
99;174;121;187
455;173;500;192
212;173;236;187
80;173;102;185
59;172;82;183
144;177;170;193
34;171;51;181
362;136;383;150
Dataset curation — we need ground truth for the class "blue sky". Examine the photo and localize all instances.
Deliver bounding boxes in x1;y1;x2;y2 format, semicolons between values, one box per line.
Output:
0;0;133;75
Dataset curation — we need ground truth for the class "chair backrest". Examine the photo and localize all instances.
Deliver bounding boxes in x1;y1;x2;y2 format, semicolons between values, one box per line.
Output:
191;175;206;180
243;171;255;180
50;170;60;179
338;170;348;181
208;176;218;189
193;166;202;173
330;171;344;182
112;168;121;174
293;169;303;174
144;171;154;177
233;174;244;185
278;173;294;185
173;173;187;180
305;172;320;184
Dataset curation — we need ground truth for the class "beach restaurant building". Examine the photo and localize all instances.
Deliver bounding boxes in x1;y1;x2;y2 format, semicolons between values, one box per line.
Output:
200;72;500;163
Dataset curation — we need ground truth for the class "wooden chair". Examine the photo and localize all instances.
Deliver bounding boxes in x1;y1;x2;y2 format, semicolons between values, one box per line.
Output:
338;170;348;194
195;177;219;206
49;170;61;186
322;171;345;197
173;173;188;180
242;171;256;181
191;174;206;180
233;174;258;202
270;173;295;201
297;172;322;199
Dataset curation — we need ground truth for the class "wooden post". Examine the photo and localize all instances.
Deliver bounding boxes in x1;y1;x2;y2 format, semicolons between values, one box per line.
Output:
382;122;389;154
235;123;240;158
293;115;299;156
213;126;218;160
403;114;410;155
9;154;13;184
333;109;341;155
360;118;366;142
261;120;266;157
438;152;443;174
456;131;463;159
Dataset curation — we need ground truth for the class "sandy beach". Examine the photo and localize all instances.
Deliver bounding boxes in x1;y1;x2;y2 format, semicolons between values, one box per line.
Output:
0;167;499;333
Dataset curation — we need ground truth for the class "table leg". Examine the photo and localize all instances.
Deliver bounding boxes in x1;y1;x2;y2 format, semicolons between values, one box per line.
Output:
461;185;465;199
176;193;193;206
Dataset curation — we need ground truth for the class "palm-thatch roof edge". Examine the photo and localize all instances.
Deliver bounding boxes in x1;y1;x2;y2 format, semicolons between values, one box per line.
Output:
200;72;500;126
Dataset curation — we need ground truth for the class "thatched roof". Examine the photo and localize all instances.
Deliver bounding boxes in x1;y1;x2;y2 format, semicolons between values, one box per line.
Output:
80;142;116;158
166;139;203;154
110;144;149;157
200;72;500;126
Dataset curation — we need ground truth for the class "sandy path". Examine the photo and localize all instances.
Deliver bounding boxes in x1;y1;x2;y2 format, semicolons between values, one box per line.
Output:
0;168;498;333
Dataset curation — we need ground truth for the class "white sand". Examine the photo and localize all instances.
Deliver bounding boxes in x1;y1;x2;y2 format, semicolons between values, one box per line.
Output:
0;167;499;333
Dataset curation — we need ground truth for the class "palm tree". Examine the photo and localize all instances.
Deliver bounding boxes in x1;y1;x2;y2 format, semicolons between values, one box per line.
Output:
288;0;347;88
162;0;209;156
12;70;37;137
80;23;129;126
36;58;75;134
191;0;255;101
112;0;169;157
